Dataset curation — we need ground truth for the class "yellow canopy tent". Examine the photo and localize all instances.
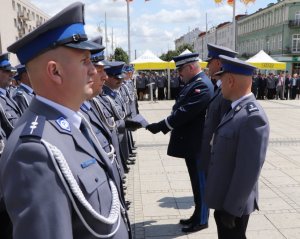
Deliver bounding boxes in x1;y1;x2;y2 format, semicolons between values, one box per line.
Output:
246;50;286;70
131;50;169;70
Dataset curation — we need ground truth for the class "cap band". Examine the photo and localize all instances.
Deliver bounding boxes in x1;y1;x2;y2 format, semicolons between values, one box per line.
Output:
0;60;11;68
175;56;199;67
17;23;86;64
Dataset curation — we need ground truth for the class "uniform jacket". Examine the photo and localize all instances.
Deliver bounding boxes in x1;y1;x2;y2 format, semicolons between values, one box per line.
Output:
198;87;231;172
205;94;269;217
12;84;34;113
0;91;22;137
0;98;130;239
135;76;147;89
80;102;123;191
167;71;213;159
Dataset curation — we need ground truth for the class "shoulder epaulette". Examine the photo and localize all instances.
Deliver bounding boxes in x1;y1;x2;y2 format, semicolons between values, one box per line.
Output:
246;102;259;114
20;115;46;139
16;90;24;96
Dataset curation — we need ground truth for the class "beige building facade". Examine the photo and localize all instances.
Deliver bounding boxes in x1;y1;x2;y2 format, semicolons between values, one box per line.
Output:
0;0;49;65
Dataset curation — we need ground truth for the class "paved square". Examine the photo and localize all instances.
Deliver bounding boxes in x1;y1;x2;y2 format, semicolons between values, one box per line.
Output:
126;99;300;239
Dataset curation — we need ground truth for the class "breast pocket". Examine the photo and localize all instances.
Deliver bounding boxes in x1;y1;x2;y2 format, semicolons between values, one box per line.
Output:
78;164;112;215
5;109;18;124
214;130;235;156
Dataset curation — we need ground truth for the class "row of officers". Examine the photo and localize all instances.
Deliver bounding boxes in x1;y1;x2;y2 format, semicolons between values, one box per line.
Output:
0;3;145;238
135;71;183;100
252;72;300;100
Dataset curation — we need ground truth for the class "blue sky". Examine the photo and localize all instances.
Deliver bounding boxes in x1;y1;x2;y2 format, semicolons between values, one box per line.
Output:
30;0;277;61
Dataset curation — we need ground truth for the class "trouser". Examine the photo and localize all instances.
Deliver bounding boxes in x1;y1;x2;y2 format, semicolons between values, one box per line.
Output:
0;200;12;239
214;210;249;239
185;157;209;224
158;88;165;100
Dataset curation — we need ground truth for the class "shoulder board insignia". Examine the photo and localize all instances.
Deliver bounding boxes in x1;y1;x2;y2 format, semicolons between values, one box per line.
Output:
246;102;259;114
20;115;46;139
56;117;71;132
16;90;23;95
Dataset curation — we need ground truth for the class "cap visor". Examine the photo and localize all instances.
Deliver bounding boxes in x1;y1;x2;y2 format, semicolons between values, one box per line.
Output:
115;73;126;79
0;66;16;72
65;40;105;54
214;70;225;76
205;57;213;62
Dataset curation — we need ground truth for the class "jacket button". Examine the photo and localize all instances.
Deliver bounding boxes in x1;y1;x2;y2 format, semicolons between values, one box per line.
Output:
95;178;99;182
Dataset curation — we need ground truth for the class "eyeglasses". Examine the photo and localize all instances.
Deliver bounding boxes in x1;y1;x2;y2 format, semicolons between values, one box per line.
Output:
178;64;189;72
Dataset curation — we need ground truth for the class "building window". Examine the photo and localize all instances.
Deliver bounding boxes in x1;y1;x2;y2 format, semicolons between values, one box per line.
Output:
278;34;282;50
295;11;300;24
292;34;300;53
12;0;15;10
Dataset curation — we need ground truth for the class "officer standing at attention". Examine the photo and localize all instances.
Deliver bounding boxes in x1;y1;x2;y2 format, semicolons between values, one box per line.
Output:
205;55;269;239
12;64;35;113
0;2;131;239
0;53;22;137
198;44;237;173
146;53;213;233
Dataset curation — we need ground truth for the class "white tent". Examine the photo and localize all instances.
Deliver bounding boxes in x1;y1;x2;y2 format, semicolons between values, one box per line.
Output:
246;50;286;70
179;49;192;55
131;50;169;70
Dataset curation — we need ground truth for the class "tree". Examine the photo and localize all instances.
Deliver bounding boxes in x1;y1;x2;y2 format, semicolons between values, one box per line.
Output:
114;47;129;63
160;43;195;61
160;50;178;61
176;43;194;53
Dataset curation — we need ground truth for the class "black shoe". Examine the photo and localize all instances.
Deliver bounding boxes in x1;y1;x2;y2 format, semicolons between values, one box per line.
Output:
123;186;127;190
130;153;137;157
128;158;136;162
181;223;208;233
126;161;135;165
179;218;194;225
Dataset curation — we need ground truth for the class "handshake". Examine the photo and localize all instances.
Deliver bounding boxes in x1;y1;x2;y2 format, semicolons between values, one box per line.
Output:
145;120;170;134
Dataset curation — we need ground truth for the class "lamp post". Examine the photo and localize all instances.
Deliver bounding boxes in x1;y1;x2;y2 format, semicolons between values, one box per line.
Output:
126;0;131;62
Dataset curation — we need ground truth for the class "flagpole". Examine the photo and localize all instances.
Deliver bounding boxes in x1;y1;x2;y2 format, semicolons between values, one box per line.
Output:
105;12;108;59
233;0;236;51
126;0;131;62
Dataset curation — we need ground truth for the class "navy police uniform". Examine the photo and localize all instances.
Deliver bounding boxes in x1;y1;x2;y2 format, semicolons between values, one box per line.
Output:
0;54;22;137
0;3;131;239
147;53;213;232
198;44;237;173
12;65;35;113
205;55;270;239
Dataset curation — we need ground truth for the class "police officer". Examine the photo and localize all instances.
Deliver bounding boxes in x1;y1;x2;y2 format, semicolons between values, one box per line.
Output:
0;53;22;137
135;72;147;100
205;55;269;239
12;64;35;113
0;3;131;239
198;44;237;173
146;53;213;233
157;73;167;100
170;71;180;99
103;62;138;166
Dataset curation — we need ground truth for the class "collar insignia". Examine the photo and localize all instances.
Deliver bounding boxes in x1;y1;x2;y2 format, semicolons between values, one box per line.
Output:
56;117;71;132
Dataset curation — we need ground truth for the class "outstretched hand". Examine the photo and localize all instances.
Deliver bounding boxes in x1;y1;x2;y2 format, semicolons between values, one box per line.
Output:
146;123;161;134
